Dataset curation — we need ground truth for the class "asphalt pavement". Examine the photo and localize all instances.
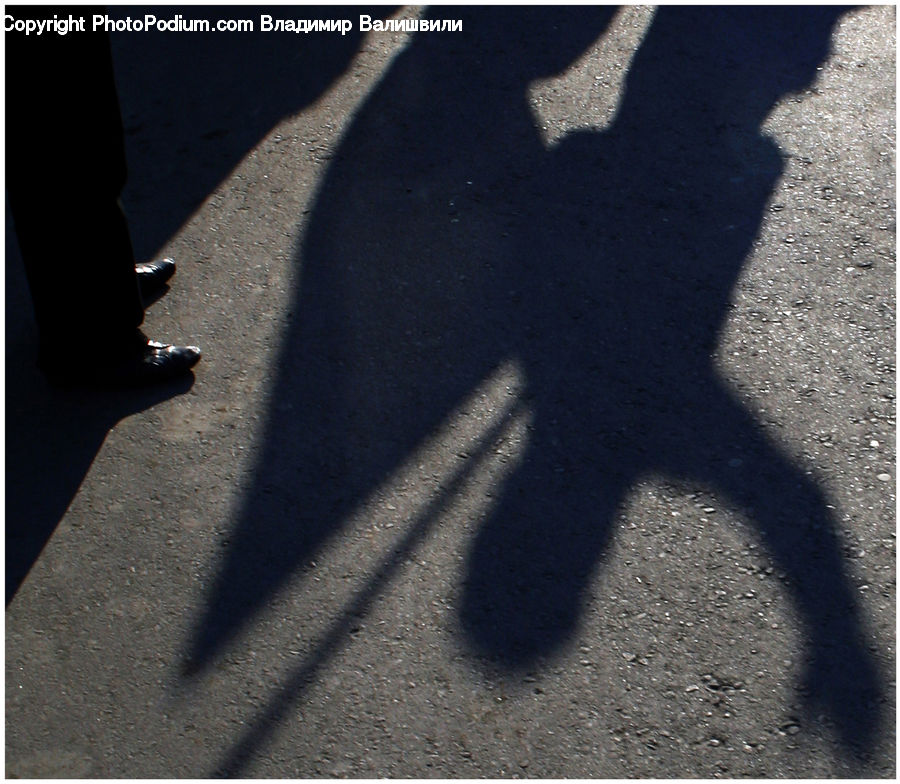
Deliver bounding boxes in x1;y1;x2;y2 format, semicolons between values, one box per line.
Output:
5;5;896;778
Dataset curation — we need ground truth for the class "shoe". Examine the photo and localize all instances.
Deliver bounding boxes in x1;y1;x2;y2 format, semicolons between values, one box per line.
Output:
137;258;176;300
114;339;202;386
41;333;201;387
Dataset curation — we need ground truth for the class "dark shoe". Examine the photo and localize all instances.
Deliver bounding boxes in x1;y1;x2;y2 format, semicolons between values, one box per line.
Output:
41;334;201;387
112;340;202;386
137;258;176;300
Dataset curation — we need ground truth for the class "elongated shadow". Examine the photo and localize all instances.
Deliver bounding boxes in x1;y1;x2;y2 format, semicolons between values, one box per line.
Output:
181;5;885;772
181;5;618;676
457;5;883;757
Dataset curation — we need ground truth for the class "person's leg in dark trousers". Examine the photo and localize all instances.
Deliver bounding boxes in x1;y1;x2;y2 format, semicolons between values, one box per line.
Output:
6;8;199;384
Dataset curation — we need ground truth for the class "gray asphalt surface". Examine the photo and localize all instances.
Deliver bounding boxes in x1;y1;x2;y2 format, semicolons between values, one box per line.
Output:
5;6;896;778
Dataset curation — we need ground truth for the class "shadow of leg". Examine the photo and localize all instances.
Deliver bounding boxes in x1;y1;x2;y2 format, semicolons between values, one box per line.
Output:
460;409;628;667
681;382;885;758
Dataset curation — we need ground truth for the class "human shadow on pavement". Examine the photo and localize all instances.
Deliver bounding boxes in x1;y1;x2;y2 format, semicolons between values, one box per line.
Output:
181;6;884;772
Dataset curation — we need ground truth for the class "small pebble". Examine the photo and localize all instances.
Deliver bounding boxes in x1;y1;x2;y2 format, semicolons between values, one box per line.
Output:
877;473;891;482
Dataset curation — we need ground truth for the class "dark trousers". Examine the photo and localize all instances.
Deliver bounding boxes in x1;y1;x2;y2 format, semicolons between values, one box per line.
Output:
6;8;144;363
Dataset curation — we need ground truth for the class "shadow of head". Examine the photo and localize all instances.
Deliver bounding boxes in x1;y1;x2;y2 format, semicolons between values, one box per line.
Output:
591;6;853;139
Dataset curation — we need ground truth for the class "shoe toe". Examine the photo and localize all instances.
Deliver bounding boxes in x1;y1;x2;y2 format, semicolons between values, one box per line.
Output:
137;258;177;299
145;343;201;372
137;258;177;281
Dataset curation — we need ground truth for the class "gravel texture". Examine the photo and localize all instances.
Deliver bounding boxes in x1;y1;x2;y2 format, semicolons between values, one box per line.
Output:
6;6;895;778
